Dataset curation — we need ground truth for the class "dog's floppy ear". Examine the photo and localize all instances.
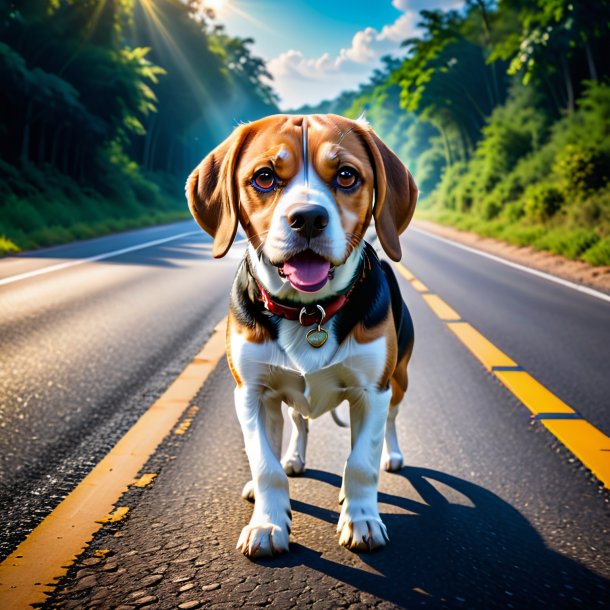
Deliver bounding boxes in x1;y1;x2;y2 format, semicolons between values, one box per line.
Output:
358;127;418;262
186;125;250;258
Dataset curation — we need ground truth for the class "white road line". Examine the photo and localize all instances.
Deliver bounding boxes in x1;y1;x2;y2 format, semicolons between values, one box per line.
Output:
0;231;201;287
411;227;610;304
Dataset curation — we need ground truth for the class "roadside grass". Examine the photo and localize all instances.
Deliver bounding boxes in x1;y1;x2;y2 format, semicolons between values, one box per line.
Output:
0;163;191;256
416;208;610;266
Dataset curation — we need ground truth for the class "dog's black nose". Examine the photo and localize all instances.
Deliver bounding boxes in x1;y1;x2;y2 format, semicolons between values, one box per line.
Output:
288;205;329;239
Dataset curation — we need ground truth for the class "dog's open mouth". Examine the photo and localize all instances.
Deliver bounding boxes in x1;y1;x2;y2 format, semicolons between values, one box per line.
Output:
278;250;333;292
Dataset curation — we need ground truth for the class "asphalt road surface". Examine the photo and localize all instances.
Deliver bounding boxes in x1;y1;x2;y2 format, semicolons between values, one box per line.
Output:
0;221;609;609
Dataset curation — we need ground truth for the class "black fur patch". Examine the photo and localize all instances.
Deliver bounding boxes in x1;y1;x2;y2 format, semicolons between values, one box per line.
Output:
231;242;413;358
380;260;414;363
333;243;392;344
230;258;279;339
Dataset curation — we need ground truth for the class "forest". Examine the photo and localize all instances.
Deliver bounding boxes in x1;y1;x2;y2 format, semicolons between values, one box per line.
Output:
300;0;610;266
0;0;277;253
1;1;610;265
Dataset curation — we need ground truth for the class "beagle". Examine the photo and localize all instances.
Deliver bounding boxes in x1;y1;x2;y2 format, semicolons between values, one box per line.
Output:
186;114;417;558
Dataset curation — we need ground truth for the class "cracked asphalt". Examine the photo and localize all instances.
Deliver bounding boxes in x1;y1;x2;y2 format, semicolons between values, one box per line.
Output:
46;260;609;609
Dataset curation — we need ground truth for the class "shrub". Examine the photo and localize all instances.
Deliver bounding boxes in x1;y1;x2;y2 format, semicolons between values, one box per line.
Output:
553;144;609;198
582;237;610;266
534;229;599;260
522;183;564;222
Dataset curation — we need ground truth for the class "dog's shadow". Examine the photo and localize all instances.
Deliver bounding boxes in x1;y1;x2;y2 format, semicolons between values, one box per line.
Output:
272;467;608;608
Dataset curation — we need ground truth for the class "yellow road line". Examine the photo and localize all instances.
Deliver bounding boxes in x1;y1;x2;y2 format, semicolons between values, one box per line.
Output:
447;322;517;370
493;371;575;415
395;264;415;282
0;318;228;609
422;294;461;321
96;507;129;524
541;420;610;485
411;279;429;292
131;473;157;488
395;261;610;489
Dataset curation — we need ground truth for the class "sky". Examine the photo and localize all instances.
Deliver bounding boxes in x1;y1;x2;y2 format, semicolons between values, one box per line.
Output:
205;0;464;109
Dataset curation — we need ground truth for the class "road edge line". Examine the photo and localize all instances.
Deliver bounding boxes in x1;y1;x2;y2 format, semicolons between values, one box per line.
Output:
410;227;610;304
0;317;228;609
0;231;203;287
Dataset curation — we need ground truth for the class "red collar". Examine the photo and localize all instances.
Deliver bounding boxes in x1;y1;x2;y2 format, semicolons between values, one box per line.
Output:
258;285;349;326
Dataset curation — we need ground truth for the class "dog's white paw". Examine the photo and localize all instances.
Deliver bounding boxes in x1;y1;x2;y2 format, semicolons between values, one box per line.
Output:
237;519;290;558
381;450;403;472
281;453;305;476
241;480;255;502
337;516;388;551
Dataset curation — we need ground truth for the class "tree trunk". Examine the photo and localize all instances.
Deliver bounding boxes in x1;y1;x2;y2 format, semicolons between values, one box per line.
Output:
584;42;598;82
560;56;575;113
166;139;176;173
38;123;47;165
62;130;72;174
439;124;453;167
51;124;65;167
143;114;156;171
20;102;33;166
148;124;162;173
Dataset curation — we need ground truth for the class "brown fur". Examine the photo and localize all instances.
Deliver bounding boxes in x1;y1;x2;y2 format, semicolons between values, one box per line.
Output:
188;112;417;404
186;114;418;263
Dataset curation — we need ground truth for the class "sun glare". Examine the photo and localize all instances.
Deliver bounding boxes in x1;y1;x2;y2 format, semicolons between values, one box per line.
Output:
202;0;228;14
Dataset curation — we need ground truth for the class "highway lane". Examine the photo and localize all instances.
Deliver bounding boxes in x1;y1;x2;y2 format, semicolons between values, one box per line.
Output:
402;227;610;438
45;256;610;609
1;220;609;607
0;221;240;560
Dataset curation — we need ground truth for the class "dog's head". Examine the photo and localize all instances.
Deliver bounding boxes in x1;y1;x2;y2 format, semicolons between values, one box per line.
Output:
186;114;417;293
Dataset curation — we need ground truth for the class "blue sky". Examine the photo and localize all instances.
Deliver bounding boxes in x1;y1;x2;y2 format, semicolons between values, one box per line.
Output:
206;0;464;109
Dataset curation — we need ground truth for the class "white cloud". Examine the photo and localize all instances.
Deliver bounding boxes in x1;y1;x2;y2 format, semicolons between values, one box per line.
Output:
267;2;462;109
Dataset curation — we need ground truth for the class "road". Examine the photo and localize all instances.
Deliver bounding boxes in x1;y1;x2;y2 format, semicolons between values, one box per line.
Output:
0;221;609;609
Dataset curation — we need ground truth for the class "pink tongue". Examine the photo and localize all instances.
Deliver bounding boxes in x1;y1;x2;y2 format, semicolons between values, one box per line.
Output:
282;251;331;292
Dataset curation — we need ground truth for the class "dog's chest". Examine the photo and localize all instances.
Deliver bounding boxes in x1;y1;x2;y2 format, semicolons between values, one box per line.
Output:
232;320;387;419
276;317;340;372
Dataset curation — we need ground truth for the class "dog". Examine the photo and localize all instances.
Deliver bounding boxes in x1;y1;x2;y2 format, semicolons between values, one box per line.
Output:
186;114;417;558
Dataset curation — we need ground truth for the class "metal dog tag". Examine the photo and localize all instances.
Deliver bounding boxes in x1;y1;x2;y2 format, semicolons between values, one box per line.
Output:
306;325;328;348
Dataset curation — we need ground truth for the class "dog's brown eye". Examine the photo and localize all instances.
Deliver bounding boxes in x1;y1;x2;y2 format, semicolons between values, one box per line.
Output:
252;168;276;191
336;167;358;189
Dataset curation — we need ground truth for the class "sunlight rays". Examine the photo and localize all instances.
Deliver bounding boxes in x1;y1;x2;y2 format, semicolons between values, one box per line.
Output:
135;0;227;136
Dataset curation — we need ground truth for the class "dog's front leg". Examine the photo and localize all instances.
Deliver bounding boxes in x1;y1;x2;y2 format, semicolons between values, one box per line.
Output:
338;386;391;551
235;385;291;558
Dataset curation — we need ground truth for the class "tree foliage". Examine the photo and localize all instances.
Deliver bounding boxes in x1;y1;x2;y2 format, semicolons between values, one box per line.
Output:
0;0;278;252
298;0;610;263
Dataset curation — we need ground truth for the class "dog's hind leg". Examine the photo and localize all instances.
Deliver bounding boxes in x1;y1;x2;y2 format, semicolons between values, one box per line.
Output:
382;352;409;472
281;406;308;476
382;402;403;472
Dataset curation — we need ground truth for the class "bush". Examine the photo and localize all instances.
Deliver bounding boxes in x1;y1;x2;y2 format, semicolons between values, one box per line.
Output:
522;183;564;222
0;160;189;254
423;82;610;266
553;144;609;198
582;237;610;266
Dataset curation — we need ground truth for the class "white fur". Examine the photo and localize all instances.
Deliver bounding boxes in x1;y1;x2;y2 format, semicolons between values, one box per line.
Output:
263;164;348;267
230;314;393;556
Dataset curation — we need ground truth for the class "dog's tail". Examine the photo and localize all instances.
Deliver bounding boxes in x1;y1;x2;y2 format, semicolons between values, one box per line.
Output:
330;408;348;428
